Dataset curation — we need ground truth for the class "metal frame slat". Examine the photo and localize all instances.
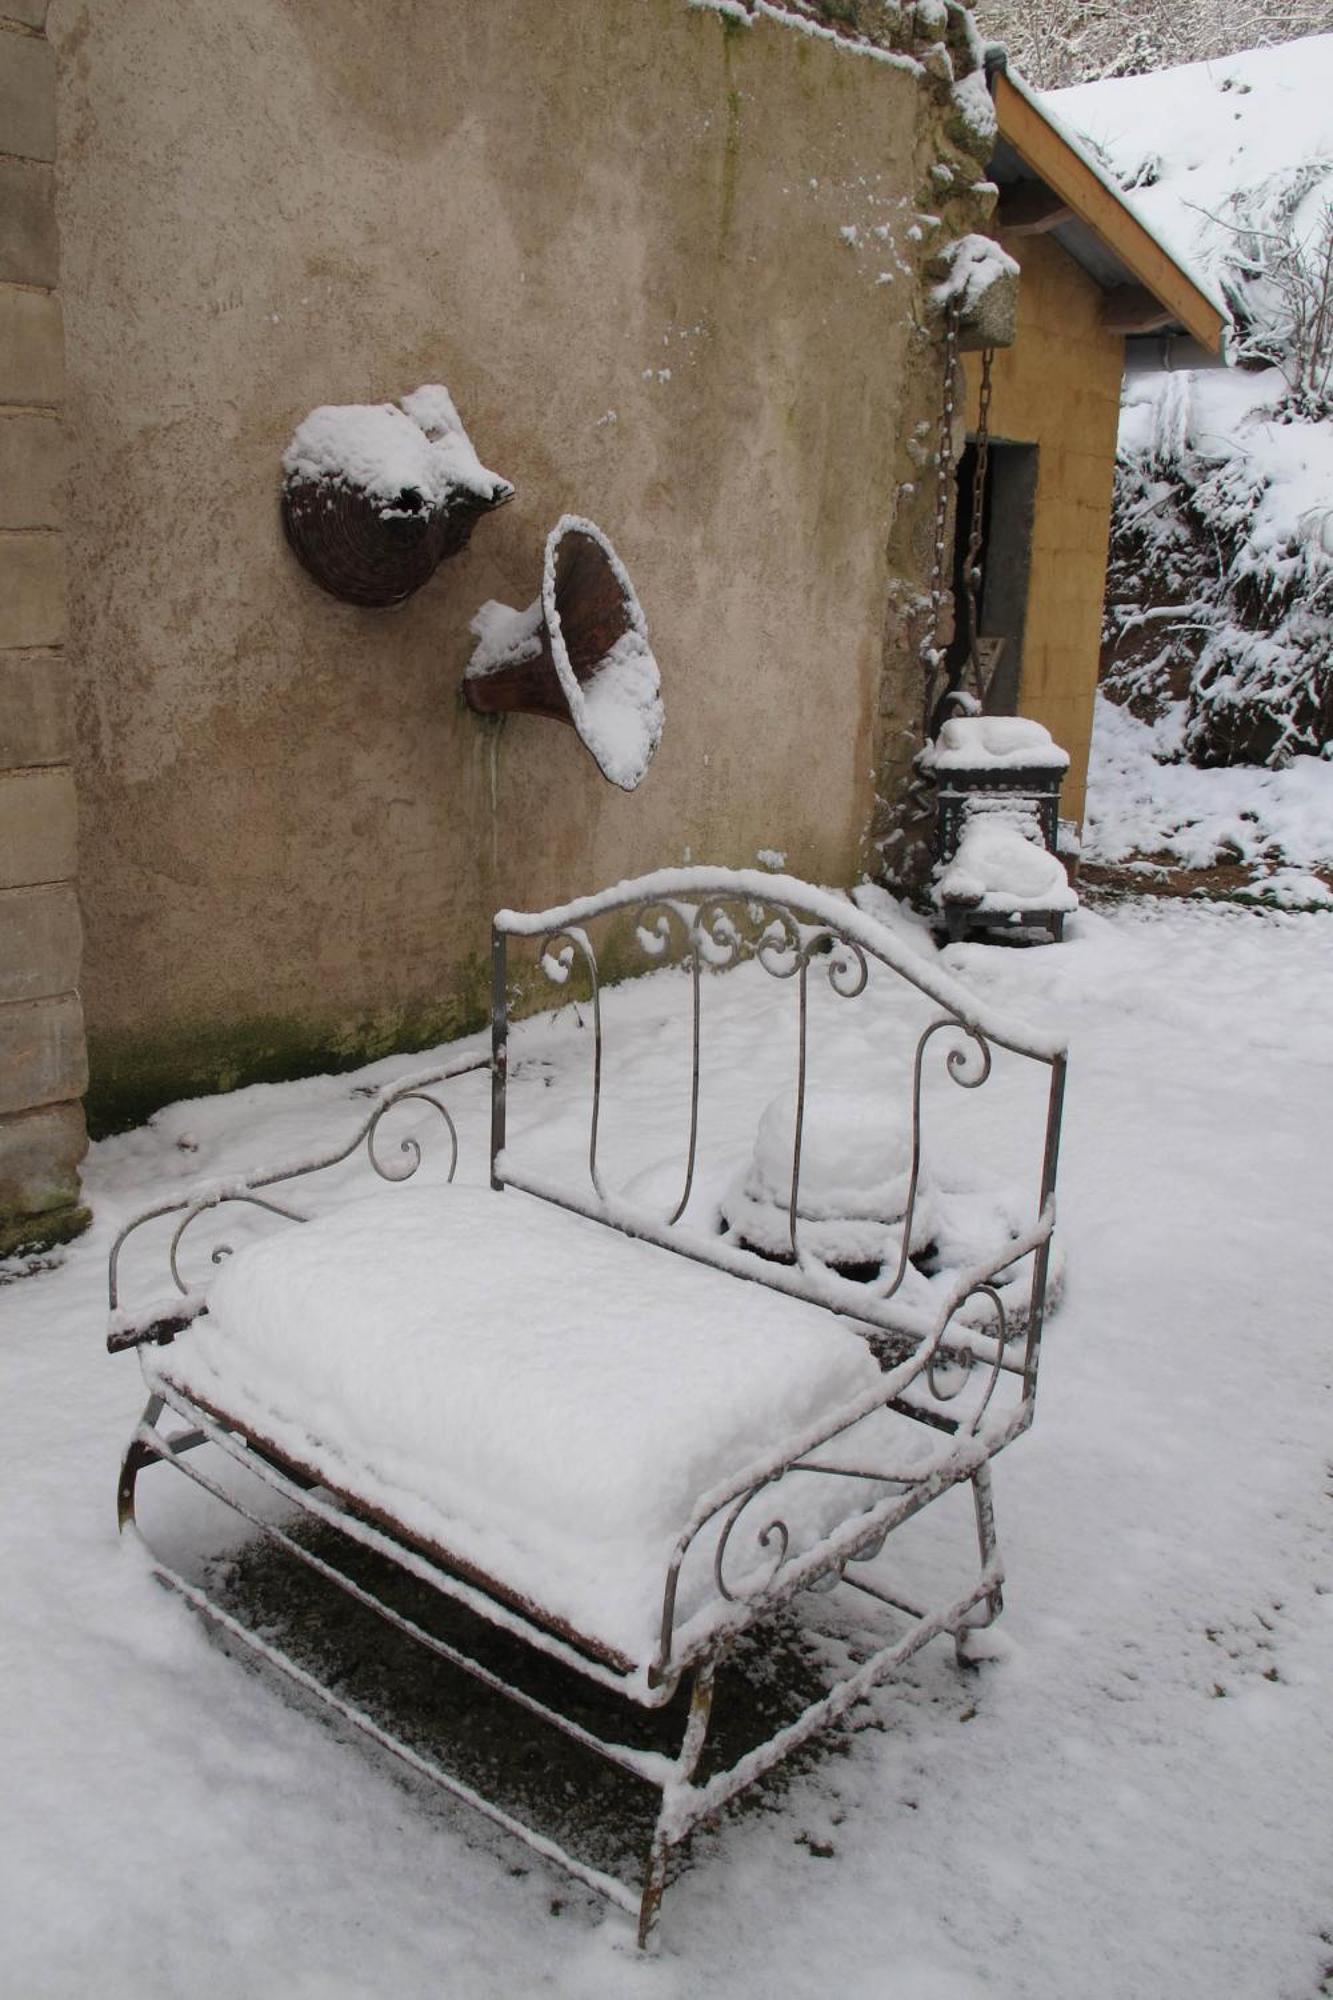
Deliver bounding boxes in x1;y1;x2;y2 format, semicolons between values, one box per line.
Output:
134;1424;673;1784
146;1554;641;1918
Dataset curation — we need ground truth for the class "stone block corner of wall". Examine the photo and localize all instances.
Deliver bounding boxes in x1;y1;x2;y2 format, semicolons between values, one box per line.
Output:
0;1100;90;1261
0;1197;90;1260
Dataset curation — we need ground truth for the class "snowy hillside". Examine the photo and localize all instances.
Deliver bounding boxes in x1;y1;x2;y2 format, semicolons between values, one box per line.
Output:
1049;40;1333;789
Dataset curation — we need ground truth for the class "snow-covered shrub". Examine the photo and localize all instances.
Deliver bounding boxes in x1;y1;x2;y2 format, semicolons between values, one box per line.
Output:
1063;44;1333;768
1197;172;1333;418
1104;371;1333;766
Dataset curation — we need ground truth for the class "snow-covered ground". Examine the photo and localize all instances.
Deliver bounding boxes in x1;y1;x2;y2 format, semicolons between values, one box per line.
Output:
1085;690;1333;890
3;890;1331;1999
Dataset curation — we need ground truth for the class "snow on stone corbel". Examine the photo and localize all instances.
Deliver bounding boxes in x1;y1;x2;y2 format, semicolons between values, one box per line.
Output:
463;516;663;792
932;231;1020;351
281;384;514;608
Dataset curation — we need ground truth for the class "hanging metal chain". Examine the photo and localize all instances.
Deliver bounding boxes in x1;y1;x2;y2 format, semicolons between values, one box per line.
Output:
960;344;996;709
904;316;1000;873
919;300;961;745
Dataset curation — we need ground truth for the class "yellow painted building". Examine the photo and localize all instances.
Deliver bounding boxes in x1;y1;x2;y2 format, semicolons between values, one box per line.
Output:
960;66;1224;824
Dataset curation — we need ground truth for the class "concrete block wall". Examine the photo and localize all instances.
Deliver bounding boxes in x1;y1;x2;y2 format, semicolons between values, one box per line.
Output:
0;0;88;1256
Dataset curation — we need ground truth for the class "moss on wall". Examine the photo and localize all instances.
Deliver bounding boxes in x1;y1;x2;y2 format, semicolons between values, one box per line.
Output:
86;957;490;1136
0;1202;91;1260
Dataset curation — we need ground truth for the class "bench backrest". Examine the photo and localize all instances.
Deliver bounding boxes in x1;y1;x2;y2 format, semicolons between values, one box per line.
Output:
109;865;1066;1422
491;866;1067;1397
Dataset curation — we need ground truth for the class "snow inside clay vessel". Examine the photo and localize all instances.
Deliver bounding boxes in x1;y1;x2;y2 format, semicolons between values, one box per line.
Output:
281;384;514;608
463;515;663;791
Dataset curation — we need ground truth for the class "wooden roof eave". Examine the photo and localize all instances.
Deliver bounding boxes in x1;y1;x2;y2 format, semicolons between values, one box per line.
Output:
993;68;1226;356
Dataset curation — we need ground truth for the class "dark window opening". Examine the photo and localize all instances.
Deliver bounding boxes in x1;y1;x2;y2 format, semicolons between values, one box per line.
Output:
946;439;1039;721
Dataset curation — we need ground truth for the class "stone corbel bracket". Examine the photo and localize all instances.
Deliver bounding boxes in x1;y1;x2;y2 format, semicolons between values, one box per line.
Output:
931;232;1020;351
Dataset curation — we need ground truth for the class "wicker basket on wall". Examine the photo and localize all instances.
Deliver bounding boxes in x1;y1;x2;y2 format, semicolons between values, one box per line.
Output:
281;388;514;609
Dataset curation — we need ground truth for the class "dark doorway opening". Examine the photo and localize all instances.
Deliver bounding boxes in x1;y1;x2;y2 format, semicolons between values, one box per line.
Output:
946;439;1039;720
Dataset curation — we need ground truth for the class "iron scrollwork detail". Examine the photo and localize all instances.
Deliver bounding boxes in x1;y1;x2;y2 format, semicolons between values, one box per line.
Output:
108;1067;475;1326
924;1283;1009;1431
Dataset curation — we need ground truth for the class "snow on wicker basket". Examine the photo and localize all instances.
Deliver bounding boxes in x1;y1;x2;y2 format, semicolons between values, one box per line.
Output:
107;867;1067;1951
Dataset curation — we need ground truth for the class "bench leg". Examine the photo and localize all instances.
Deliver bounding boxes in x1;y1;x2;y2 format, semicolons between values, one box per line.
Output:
117;1395;165;1531
637;1660;716;1951
955;1462;1004;1667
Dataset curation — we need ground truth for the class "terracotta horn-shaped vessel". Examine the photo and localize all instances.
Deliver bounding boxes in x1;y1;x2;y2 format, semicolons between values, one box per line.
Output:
463;515;663;791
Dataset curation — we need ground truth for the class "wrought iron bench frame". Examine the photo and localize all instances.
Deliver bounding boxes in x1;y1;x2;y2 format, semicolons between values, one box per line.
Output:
108;866;1067;1949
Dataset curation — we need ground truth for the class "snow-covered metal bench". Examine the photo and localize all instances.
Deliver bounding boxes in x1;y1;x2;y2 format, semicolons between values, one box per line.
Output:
107;867;1067;1948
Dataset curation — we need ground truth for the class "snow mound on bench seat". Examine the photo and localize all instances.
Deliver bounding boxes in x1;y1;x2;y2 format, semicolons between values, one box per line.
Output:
145;1186;898;1673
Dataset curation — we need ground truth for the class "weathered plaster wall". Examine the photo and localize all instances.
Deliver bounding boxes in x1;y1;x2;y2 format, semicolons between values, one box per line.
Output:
963;230;1124;822
0;0;89;1253
50;0;985;1130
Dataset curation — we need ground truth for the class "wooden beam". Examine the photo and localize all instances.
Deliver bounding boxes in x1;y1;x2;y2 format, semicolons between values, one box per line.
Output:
996;182;1073;236
993;70;1226;354
1101;285;1176;335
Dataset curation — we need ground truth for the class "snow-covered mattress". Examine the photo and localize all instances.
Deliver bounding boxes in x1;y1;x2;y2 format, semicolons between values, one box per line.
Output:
144;1187;893;1675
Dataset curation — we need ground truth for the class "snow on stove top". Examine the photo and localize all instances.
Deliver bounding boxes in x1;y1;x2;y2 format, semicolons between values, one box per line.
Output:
932;717;1071;772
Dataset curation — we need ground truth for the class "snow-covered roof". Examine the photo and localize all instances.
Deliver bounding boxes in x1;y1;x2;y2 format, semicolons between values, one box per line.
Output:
987;59;1228;353
1049;34;1333;340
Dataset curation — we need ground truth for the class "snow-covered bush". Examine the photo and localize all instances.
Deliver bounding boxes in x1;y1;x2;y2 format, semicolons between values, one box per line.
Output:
1104;370;1333;766
1059;40;1333;769
1209;183;1333;417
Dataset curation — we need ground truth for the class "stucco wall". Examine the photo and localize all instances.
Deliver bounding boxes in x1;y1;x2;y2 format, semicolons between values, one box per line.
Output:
963;229;1124;822
49;0;987;1130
